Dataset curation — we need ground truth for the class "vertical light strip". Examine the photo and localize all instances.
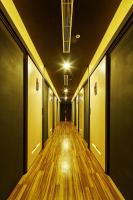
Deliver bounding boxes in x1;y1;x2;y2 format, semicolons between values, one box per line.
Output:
61;0;74;53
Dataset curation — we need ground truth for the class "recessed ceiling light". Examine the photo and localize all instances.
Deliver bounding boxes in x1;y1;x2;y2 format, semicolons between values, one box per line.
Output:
64;88;68;93
63;62;71;70
75;34;80;39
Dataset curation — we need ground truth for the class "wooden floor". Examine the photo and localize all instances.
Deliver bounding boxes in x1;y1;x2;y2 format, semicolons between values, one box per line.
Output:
8;122;124;200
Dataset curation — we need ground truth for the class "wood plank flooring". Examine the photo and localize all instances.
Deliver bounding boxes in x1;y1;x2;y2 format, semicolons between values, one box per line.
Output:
8;122;124;200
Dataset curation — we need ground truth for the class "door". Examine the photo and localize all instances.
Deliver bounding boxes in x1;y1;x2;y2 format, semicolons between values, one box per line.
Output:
90;57;106;171
27;56;42;170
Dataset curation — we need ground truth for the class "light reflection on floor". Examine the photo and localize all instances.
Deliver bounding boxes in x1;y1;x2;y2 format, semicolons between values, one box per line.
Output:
60;137;71;175
61;160;70;174
62;138;70;151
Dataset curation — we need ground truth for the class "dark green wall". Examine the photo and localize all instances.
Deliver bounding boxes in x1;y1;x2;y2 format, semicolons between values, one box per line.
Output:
0;19;24;199
109;23;133;200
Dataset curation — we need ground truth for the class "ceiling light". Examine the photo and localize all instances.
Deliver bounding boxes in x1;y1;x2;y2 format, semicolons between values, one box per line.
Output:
64;88;68;93
76;34;80;39
63;62;70;70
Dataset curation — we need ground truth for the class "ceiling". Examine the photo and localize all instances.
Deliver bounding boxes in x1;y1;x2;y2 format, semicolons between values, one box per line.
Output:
13;0;122;100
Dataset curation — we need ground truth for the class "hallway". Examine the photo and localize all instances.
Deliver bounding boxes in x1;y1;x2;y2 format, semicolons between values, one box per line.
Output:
8;123;122;200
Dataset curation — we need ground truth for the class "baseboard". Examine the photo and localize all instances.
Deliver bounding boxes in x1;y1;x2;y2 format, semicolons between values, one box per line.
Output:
107;175;125;200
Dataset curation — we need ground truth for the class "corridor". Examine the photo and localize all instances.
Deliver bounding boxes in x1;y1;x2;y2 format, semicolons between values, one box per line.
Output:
8;123;122;200
0;0;132;199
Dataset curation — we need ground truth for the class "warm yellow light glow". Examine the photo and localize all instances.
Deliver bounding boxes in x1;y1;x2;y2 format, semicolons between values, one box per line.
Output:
64;88;68;93
63;62;71;70
62;138;70;151
61;160;70;173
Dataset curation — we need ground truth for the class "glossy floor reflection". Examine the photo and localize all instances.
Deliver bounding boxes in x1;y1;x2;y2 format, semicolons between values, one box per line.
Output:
8;122;124;200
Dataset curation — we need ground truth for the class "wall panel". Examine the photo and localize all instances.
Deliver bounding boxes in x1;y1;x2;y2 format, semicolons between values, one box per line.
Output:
27;56;42;170
0;19;24;200
109;23;133;200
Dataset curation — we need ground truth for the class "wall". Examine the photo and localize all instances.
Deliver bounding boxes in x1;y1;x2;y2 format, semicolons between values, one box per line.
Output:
54;96;57;128
48;88;53;137
79;88;84;137
109;22;133;199
84;81;90;146
27;56;42;170
57;100;60;122
76;96;79;130
0;18;24;200
43;80;48;144
90;57;106;171
72;101;74;123
74;99;76;125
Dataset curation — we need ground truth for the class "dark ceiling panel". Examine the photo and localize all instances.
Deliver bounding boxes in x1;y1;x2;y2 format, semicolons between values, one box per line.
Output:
13;0;122;99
